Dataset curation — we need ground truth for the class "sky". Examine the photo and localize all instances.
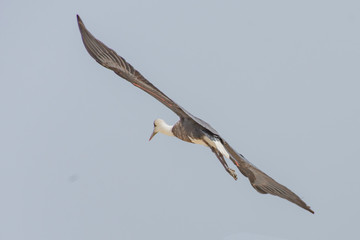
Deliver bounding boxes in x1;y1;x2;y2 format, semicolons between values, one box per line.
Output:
1;0;360;239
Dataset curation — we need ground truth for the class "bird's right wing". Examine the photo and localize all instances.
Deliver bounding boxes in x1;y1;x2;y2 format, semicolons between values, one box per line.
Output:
222;140;314;214
77;15;189;119
77;15;224;136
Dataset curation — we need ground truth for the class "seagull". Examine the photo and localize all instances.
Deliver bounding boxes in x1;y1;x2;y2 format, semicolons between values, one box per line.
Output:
77;15;314;214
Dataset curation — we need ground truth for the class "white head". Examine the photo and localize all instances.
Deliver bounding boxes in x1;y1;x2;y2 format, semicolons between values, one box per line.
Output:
149;118;174;141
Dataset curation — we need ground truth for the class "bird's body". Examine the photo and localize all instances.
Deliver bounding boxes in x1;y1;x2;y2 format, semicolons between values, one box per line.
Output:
173;121;231;160
77;15;314;214
152;118;235;178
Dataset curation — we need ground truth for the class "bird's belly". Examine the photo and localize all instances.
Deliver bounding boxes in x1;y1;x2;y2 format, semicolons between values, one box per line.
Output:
189;137;208;147
189;136;230;159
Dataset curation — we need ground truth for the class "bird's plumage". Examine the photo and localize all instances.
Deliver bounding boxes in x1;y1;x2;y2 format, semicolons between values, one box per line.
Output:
77;15;314;214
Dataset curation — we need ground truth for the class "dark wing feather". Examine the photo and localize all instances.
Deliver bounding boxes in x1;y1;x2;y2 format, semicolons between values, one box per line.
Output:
77;15;220;135
77;15;189;118
222;140;314;214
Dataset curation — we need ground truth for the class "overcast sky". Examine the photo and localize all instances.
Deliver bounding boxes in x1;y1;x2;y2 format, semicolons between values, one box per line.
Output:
1;1;360;240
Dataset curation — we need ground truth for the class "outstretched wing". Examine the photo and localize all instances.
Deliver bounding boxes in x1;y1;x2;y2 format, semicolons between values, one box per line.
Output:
77;15;189;118
222;140;314;214
77;15;220;135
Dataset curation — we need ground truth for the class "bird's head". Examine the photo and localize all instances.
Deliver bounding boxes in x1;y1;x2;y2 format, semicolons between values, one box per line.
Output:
149;118;173;141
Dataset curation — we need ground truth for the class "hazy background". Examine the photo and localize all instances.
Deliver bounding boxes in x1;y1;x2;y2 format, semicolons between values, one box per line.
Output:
1;0;359;239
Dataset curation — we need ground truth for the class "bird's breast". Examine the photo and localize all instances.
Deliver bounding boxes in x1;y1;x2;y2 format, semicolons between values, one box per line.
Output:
172;120;202;143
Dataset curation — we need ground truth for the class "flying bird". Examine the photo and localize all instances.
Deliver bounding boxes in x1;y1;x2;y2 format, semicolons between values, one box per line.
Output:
77;15;314;214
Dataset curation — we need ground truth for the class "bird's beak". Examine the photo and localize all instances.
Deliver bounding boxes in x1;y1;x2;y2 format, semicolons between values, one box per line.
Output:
149;130;158;141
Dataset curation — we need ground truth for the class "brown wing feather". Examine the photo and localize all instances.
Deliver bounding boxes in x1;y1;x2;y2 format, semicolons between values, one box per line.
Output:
222;140;314;214
77;15;223;136
77;15;188;118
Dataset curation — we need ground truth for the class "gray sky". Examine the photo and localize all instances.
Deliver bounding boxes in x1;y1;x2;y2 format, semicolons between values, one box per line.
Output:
1;0;359;239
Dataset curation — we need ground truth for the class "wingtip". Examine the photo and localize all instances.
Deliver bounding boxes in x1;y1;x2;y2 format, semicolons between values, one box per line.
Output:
76;14;83;25
303;204;314;214
308;208;315;214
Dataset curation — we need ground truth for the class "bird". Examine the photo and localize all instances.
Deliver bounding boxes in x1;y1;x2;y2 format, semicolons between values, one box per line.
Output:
76;15;314;214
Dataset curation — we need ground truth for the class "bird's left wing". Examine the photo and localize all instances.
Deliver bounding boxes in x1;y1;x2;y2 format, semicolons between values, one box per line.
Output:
222;140;314;214
77;15;189;119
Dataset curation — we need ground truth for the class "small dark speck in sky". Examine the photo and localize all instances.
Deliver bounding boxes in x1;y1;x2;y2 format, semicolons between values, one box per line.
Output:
68;174;79;183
